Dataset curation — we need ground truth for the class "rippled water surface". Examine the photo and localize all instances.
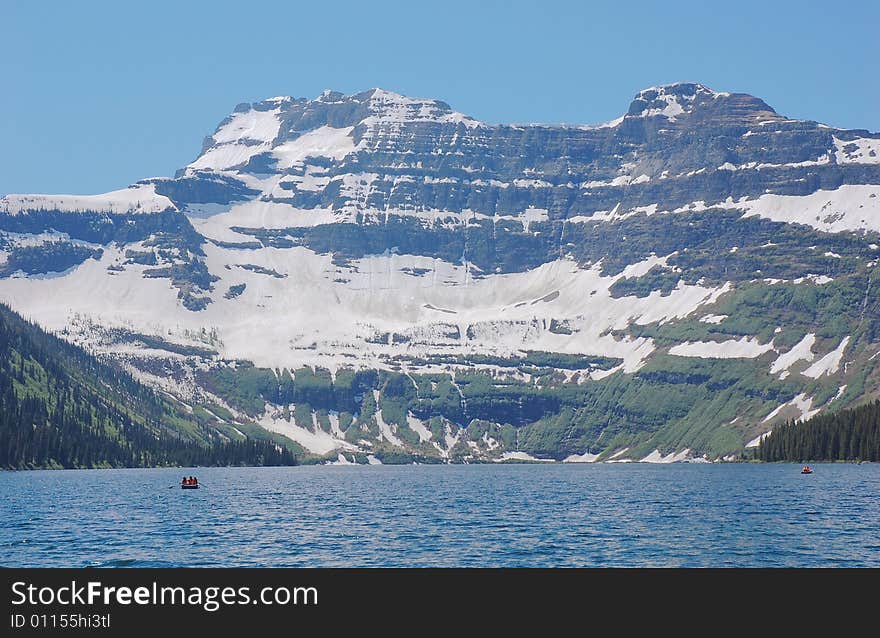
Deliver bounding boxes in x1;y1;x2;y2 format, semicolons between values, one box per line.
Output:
3;463;879;567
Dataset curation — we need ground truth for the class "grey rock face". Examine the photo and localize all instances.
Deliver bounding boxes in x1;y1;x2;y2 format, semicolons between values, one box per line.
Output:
166;83;878;228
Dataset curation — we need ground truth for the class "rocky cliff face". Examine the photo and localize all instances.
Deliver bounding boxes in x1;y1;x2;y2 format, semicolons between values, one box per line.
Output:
171;83;879;221
2;83;879;464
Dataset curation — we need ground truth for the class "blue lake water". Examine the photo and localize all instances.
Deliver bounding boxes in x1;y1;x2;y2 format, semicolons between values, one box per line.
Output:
3;463;879;567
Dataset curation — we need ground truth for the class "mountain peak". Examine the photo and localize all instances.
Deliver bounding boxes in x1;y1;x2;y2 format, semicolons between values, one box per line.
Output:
625;82;776;122
626;83;727;120
637;82;724;97
356;88;478;126
184;86;483;173
314;89;347;104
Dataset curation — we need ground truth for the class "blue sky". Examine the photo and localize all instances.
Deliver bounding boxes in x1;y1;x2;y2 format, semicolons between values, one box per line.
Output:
3;0;878;195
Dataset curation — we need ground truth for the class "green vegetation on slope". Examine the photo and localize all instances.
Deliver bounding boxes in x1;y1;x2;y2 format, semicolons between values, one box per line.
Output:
0;304;297;469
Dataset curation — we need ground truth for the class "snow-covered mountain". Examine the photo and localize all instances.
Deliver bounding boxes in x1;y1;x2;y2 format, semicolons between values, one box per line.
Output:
2;83;879;463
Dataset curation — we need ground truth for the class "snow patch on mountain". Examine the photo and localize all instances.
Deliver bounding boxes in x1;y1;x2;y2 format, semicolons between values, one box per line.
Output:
802;336;850;378
375;403;405;447
190;105;283;171
273;126;356;169
564;185;880;236
496;451;553;462
0;244;732;377
738;185;880;234
186;200;343;242
0;230;101;250
213;107;281;145
0;183;175;215
745;432;771;448
406;414;433;443
639;448;693;463
579;115;625;131
326;452;357;465
770;333;816;377
761;392;819;424
669;336;774;359
562;451;600;463
259;406;355;455
833;135;880;164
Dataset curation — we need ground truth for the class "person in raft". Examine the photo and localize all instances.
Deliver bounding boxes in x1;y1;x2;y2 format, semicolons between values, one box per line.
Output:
182;476;188;486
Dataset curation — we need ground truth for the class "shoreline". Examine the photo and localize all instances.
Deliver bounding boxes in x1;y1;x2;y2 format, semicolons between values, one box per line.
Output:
2;458;874;472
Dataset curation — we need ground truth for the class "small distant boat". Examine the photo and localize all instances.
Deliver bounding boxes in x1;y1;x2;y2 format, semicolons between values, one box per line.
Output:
801;466;813;474
181;484;199;489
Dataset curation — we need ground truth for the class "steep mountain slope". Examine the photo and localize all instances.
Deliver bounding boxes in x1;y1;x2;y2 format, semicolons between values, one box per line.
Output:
2;83;879;463
0;303;298;469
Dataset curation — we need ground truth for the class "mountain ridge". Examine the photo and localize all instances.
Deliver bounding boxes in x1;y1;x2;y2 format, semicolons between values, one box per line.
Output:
1;82;879;464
